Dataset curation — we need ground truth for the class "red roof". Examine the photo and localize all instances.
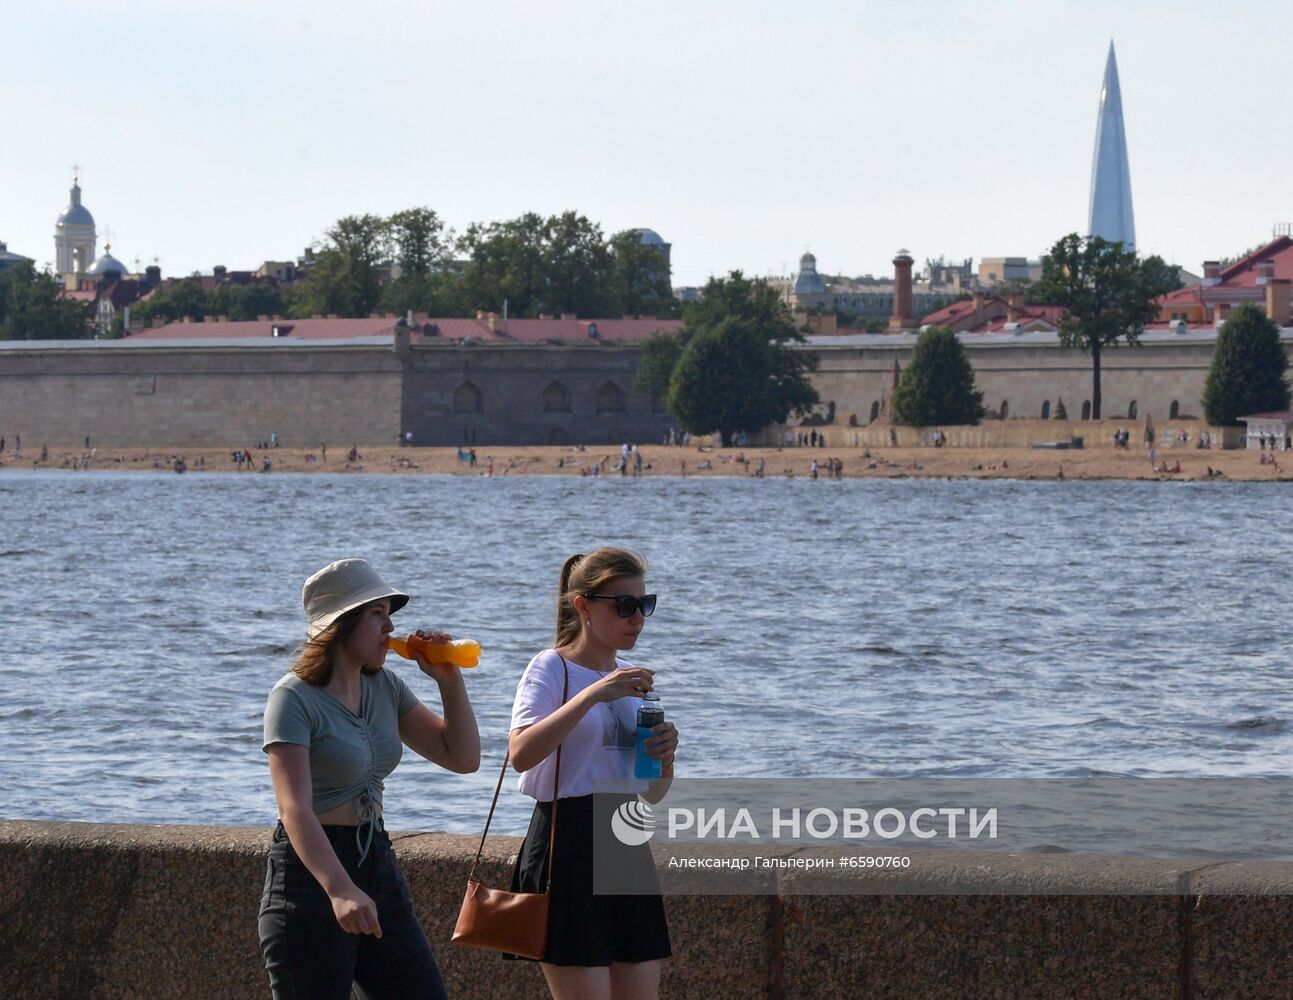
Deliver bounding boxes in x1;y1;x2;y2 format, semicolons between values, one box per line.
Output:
124;316;684;343
1217;237;1293;286
126;317;399;340
920;296;1065;333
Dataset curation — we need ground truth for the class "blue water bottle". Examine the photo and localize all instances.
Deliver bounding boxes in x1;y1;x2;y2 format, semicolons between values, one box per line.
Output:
634;692;664;780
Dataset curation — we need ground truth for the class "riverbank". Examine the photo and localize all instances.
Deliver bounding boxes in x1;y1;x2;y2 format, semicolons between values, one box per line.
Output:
2;442;1289;481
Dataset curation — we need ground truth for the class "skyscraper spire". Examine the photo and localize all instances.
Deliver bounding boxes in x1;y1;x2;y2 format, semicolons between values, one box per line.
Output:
1088;40;1135;250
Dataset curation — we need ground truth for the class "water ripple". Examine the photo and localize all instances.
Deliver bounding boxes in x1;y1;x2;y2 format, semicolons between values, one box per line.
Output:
1;470;1291;835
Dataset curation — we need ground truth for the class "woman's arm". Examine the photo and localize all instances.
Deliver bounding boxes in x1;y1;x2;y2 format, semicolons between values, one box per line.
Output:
266;744;383;938
509;666;654;772
397;634;481;773
398;669;481;773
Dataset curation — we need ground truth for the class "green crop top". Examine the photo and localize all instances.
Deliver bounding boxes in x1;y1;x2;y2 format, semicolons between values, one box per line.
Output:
263;668;420;861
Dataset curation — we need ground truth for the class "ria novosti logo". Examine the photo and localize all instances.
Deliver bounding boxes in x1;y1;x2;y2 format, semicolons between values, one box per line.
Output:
611;799;656;845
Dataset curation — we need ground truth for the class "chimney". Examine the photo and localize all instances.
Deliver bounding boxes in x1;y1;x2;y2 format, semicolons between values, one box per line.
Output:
971;290;984;311
889;250;915;330
1202;260;1221;286
1266;279;1291;326
1006;290;1023;323
486;312;497;332
1256;260;1276;285
213;265;227;280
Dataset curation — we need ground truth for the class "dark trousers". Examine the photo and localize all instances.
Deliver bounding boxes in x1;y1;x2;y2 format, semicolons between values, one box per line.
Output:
258;821;447;1000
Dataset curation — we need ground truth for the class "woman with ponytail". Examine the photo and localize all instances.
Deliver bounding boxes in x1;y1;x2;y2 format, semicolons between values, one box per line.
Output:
507;547;678;1000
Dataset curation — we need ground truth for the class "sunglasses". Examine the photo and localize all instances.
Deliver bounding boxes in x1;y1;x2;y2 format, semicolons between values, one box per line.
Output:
584;593;657;618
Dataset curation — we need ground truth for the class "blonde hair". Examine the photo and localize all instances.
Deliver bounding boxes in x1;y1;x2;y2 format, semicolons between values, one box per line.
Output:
291;603;377;685
556;547;648;648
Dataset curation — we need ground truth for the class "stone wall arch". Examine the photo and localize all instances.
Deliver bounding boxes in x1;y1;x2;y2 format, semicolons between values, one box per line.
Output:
595;381;624;413
453;381;482;413
543;381;572;413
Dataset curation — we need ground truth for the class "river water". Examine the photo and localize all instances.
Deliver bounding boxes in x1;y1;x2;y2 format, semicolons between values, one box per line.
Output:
1;470;1289;840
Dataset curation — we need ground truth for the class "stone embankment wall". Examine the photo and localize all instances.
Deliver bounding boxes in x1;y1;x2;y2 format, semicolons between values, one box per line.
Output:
3;820;1292;998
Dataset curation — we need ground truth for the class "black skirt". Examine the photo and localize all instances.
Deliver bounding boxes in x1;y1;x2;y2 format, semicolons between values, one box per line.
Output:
507;793;671;967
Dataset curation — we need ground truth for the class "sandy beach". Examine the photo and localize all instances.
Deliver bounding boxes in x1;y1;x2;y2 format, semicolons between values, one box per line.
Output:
4;442;1289;481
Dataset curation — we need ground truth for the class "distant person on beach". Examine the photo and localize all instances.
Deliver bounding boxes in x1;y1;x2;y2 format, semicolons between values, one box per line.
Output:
507;548;677;998
259;558;480;1000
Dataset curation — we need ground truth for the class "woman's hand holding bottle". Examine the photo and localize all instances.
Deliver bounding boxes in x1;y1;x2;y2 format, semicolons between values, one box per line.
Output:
388;629;481;680
589;666;655;703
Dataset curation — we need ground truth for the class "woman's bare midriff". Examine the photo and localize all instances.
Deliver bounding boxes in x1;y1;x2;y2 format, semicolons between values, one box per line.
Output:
309;798;383;826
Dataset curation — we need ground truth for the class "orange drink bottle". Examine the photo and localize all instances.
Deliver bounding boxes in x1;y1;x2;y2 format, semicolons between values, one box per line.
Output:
386;634;481;667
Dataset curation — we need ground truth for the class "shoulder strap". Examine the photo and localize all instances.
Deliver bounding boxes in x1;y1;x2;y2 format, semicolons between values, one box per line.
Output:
466;653;570;893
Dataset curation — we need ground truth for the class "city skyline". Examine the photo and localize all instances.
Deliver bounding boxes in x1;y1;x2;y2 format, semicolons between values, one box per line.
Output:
2;0;1289;287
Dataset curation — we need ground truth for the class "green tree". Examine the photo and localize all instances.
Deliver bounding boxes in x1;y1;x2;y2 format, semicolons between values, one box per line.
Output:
609;229;675;317
134;279;208;324
891;326;986;426
213;282;286;321
0;262;90;339
454;214;549;317
1201;303;1290;426
295;214;390;318
1031;233;1181;419
633;329;688;402
388;207;450;278
453;212;624;317
544;211;618;317
662;272;818;445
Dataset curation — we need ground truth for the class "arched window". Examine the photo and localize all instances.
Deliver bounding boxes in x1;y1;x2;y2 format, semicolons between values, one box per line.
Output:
1041;400;1051;420
1169;400;1180;419
595;381;624;413
999;400;1009;419
453;381;482;413
869;401;880;424
1081;400;1091;420
1128;400;1138;420
543;381;572;413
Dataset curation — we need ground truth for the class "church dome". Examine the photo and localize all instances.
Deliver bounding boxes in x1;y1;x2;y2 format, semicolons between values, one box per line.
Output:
57;181;95;228
86;247;127;278
793;252;826;295
634;228;666;246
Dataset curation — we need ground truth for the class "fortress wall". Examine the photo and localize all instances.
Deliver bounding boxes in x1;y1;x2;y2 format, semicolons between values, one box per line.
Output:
0;342;673;449
402;344;673;446
3;820;1293;998
0;343;404;449
0;335;1274;449
809;340;1220;430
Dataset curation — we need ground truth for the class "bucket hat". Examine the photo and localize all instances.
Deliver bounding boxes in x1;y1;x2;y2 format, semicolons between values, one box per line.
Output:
303;557;409;639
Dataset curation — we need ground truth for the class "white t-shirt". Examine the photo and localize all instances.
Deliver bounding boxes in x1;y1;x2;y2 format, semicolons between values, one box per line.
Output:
510;648;647;800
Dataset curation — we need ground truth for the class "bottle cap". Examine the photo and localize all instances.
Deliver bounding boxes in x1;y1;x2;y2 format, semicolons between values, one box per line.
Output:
642;691;660;702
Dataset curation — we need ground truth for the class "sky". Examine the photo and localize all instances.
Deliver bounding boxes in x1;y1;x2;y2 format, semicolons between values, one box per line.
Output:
3;0;1290;289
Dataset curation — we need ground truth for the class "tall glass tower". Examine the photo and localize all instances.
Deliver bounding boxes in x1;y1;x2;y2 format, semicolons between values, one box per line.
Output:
1088;41;1135;251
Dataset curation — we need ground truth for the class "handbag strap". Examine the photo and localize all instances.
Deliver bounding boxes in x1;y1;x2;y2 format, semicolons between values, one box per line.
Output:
467;653;570;893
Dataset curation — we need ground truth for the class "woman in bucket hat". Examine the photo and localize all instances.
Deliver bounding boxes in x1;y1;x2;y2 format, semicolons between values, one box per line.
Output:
258;557;480;1000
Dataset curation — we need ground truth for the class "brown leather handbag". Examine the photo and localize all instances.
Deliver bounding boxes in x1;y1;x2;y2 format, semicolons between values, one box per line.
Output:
451;657;568;960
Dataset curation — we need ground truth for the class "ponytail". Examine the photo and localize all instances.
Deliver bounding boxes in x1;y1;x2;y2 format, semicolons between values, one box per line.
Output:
555;553;585;648
554;547;648;648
